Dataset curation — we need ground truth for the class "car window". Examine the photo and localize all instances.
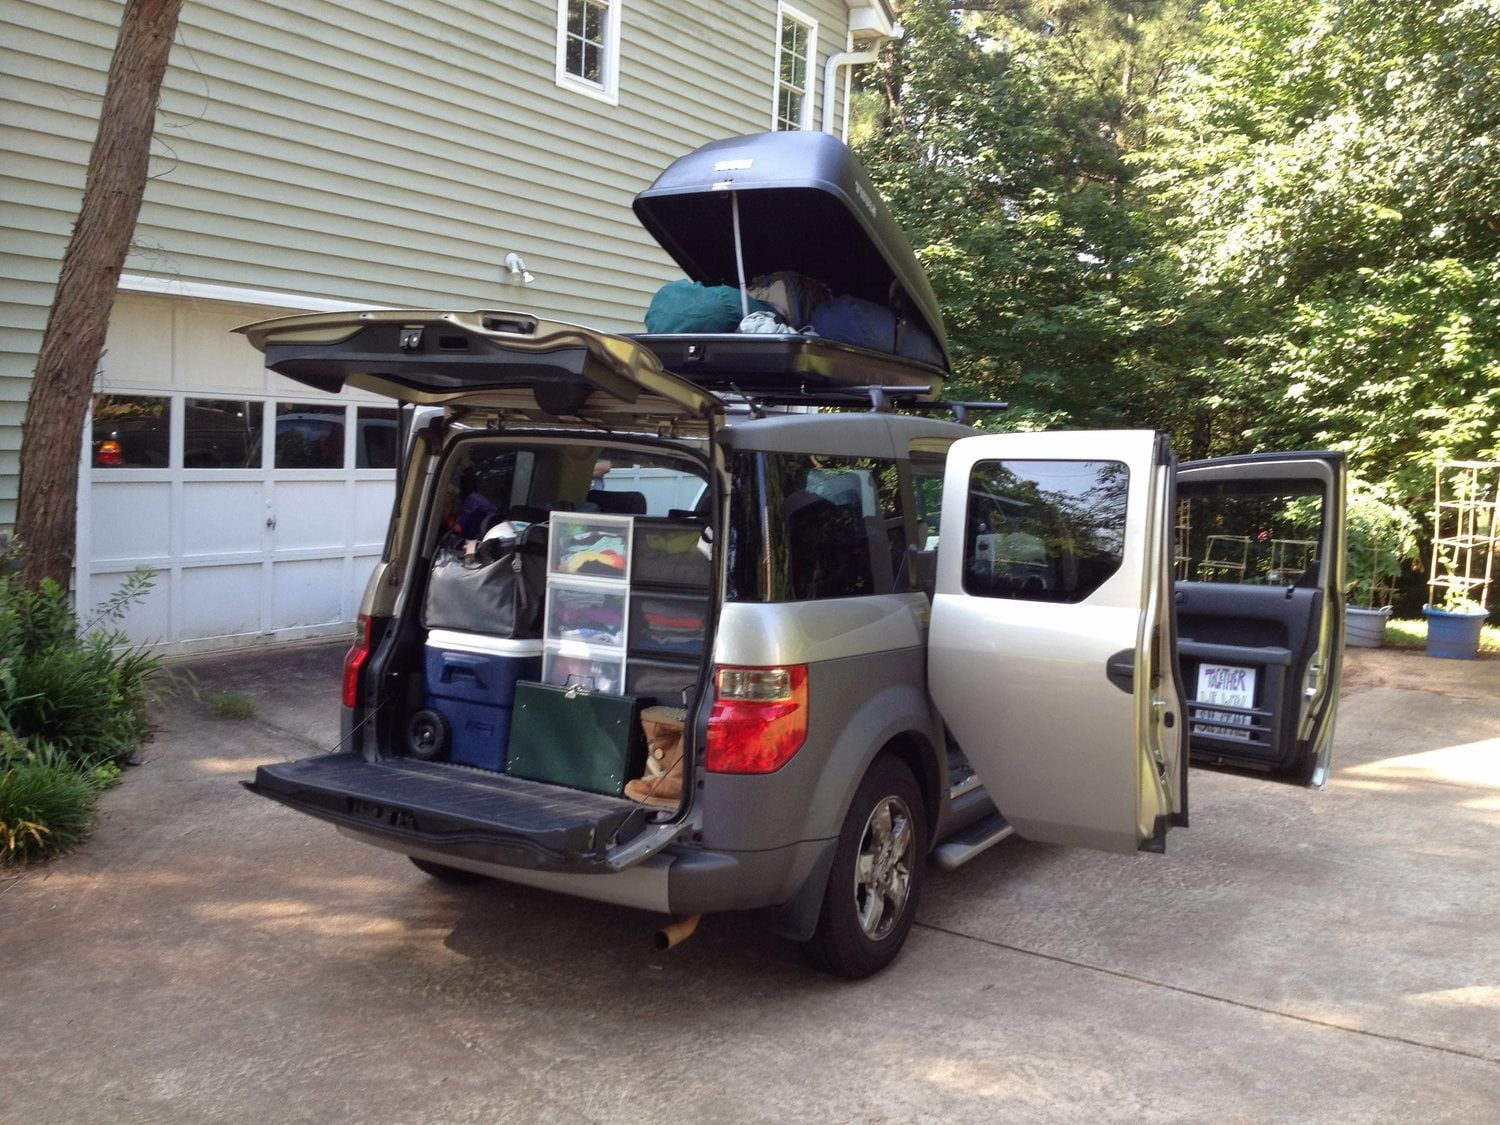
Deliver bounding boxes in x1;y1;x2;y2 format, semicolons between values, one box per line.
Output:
728;452;905;602
961;459;1128;603
1176;478;1327;586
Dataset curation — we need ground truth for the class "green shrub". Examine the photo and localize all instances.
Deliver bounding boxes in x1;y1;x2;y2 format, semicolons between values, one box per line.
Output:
0;567;162;771
0;563;163;862
0;762;97;864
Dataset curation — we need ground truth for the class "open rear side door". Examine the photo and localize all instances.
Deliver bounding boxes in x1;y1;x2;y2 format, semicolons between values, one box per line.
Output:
1175;452;1345;786
929;431;1186;854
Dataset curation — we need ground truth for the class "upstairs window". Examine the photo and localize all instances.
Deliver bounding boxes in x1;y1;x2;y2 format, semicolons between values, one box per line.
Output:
557;0;621;104
773;4;816;130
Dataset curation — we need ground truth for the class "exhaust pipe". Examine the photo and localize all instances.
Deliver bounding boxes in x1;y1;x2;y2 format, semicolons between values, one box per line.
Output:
654;913;701;951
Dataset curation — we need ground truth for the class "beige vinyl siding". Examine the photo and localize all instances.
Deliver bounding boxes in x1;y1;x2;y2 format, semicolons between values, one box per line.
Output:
1;0;862;525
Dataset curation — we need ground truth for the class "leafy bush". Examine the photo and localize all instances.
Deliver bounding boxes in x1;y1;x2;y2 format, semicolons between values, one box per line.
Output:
1345;480;1421;609
0;560;163;863
0;761;97;863
0;567;161;771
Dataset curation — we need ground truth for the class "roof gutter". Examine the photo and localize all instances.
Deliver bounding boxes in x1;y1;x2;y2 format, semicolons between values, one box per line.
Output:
820;48;878;134
821;4;902;134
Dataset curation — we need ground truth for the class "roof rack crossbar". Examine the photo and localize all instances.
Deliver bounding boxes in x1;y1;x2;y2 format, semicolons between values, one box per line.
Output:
717;384;1009;421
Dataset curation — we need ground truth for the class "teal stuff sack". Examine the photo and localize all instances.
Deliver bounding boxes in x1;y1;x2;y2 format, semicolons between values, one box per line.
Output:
645;280;772;334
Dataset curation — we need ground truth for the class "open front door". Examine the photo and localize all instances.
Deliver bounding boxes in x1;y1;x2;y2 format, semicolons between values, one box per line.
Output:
1175;452;1346;786
929;431;1186;854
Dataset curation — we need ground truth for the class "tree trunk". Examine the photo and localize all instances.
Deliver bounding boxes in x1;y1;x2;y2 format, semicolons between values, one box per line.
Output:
14;0;184;590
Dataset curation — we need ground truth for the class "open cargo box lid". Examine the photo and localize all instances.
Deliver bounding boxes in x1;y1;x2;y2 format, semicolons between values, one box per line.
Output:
631;131;951;395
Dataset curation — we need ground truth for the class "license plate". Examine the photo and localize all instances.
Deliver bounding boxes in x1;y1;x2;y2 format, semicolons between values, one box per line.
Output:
1194;663;1256;741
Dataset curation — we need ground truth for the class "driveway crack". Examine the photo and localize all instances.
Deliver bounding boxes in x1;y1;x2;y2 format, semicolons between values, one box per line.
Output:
916;921;1500;1066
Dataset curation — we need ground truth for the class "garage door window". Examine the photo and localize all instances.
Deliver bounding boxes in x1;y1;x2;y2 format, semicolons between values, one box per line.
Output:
92;394;171;468
355;407;398;469
184;398;263;468
274;403;345;468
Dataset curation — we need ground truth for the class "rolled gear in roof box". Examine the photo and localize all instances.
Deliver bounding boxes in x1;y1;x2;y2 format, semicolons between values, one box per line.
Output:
631;131;950;398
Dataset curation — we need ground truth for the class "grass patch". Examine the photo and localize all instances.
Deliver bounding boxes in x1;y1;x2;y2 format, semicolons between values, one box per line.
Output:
209;692;256;721
1384;617;1500;652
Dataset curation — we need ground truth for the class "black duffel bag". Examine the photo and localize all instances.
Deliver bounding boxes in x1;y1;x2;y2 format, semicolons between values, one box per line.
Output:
421;524;547;637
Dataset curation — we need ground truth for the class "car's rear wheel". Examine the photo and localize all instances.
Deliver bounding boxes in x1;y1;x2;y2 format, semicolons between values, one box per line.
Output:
804;755;926;979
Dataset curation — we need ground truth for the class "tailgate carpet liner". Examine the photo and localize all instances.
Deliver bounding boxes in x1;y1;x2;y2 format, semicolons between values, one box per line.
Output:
246;752;643;864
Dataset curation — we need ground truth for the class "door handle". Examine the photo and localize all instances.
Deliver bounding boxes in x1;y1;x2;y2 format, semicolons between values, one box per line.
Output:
1105;649;1134;693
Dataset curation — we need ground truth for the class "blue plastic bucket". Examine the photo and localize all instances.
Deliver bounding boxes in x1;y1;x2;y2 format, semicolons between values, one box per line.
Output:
1423;606;1488;660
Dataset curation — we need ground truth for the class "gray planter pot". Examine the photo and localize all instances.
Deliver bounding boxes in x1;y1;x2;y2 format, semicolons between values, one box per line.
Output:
1346;604;1392;648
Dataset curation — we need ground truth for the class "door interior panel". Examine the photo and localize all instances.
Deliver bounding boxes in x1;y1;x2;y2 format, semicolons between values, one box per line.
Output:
1176;582;1322;772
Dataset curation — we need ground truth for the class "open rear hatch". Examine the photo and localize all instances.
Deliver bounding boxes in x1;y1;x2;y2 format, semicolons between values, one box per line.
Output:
237;314;721;872
237;308;723;428
630;130;951;397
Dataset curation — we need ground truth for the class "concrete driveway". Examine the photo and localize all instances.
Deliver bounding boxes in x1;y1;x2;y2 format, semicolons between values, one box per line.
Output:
2;643;1497;1123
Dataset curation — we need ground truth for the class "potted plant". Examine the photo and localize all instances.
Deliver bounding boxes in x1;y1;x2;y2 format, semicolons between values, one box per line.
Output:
1344;480;1420;648
1423;587;1490;660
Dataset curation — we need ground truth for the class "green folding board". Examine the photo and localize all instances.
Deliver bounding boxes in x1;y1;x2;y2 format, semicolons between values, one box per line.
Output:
506;681;644;796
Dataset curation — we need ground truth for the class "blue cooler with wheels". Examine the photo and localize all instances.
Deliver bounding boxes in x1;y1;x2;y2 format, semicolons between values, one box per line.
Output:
421;630;543;770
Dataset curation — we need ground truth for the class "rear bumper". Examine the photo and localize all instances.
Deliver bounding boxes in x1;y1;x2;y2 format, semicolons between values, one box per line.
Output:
346;828;835;919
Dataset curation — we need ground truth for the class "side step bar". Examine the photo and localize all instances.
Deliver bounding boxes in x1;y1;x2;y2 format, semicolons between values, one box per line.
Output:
931;812;1014;872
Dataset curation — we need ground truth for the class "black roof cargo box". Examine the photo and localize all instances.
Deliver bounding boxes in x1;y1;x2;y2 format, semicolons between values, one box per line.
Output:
631;131;950;396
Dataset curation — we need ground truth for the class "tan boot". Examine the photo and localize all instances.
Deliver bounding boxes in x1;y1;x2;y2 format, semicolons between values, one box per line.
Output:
625;706;686;808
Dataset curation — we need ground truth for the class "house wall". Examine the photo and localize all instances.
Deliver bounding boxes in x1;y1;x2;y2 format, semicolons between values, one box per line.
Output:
0;0;867;525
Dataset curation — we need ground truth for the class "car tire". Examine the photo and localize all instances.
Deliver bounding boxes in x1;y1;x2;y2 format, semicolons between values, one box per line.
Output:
408;856;486;884
804;755;927;979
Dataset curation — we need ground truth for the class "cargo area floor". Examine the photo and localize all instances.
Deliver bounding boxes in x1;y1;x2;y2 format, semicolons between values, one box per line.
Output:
246;752;646;865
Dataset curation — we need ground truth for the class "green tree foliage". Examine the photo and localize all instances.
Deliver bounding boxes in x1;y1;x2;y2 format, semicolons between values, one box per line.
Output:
1138;0;1500;502
855;0;1200;433
862;0;1499;540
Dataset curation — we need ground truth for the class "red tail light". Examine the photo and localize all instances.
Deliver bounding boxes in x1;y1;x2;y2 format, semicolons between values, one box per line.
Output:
705;665;809;774
96;440;122;466
342;615;373;708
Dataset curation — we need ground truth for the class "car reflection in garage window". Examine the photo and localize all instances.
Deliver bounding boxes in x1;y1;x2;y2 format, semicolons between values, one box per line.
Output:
91;393;171;468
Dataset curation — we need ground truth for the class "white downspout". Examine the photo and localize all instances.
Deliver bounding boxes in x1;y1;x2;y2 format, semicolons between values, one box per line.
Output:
821;48;877;134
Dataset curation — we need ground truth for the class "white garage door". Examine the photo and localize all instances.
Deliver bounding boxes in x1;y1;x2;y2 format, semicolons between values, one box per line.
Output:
80;293;397;653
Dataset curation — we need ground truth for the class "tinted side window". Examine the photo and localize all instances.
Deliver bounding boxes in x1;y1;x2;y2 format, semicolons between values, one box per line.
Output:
1176;479;1326;585
962;459;1128;603
728;452;905;603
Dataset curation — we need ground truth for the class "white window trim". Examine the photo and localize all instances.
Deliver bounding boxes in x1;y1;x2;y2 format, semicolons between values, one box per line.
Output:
772;3;818;131
555;0;622;106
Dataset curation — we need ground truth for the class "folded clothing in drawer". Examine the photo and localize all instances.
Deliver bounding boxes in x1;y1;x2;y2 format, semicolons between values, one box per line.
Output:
629;590;708;657
625;657;698;705
632;518;711;588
